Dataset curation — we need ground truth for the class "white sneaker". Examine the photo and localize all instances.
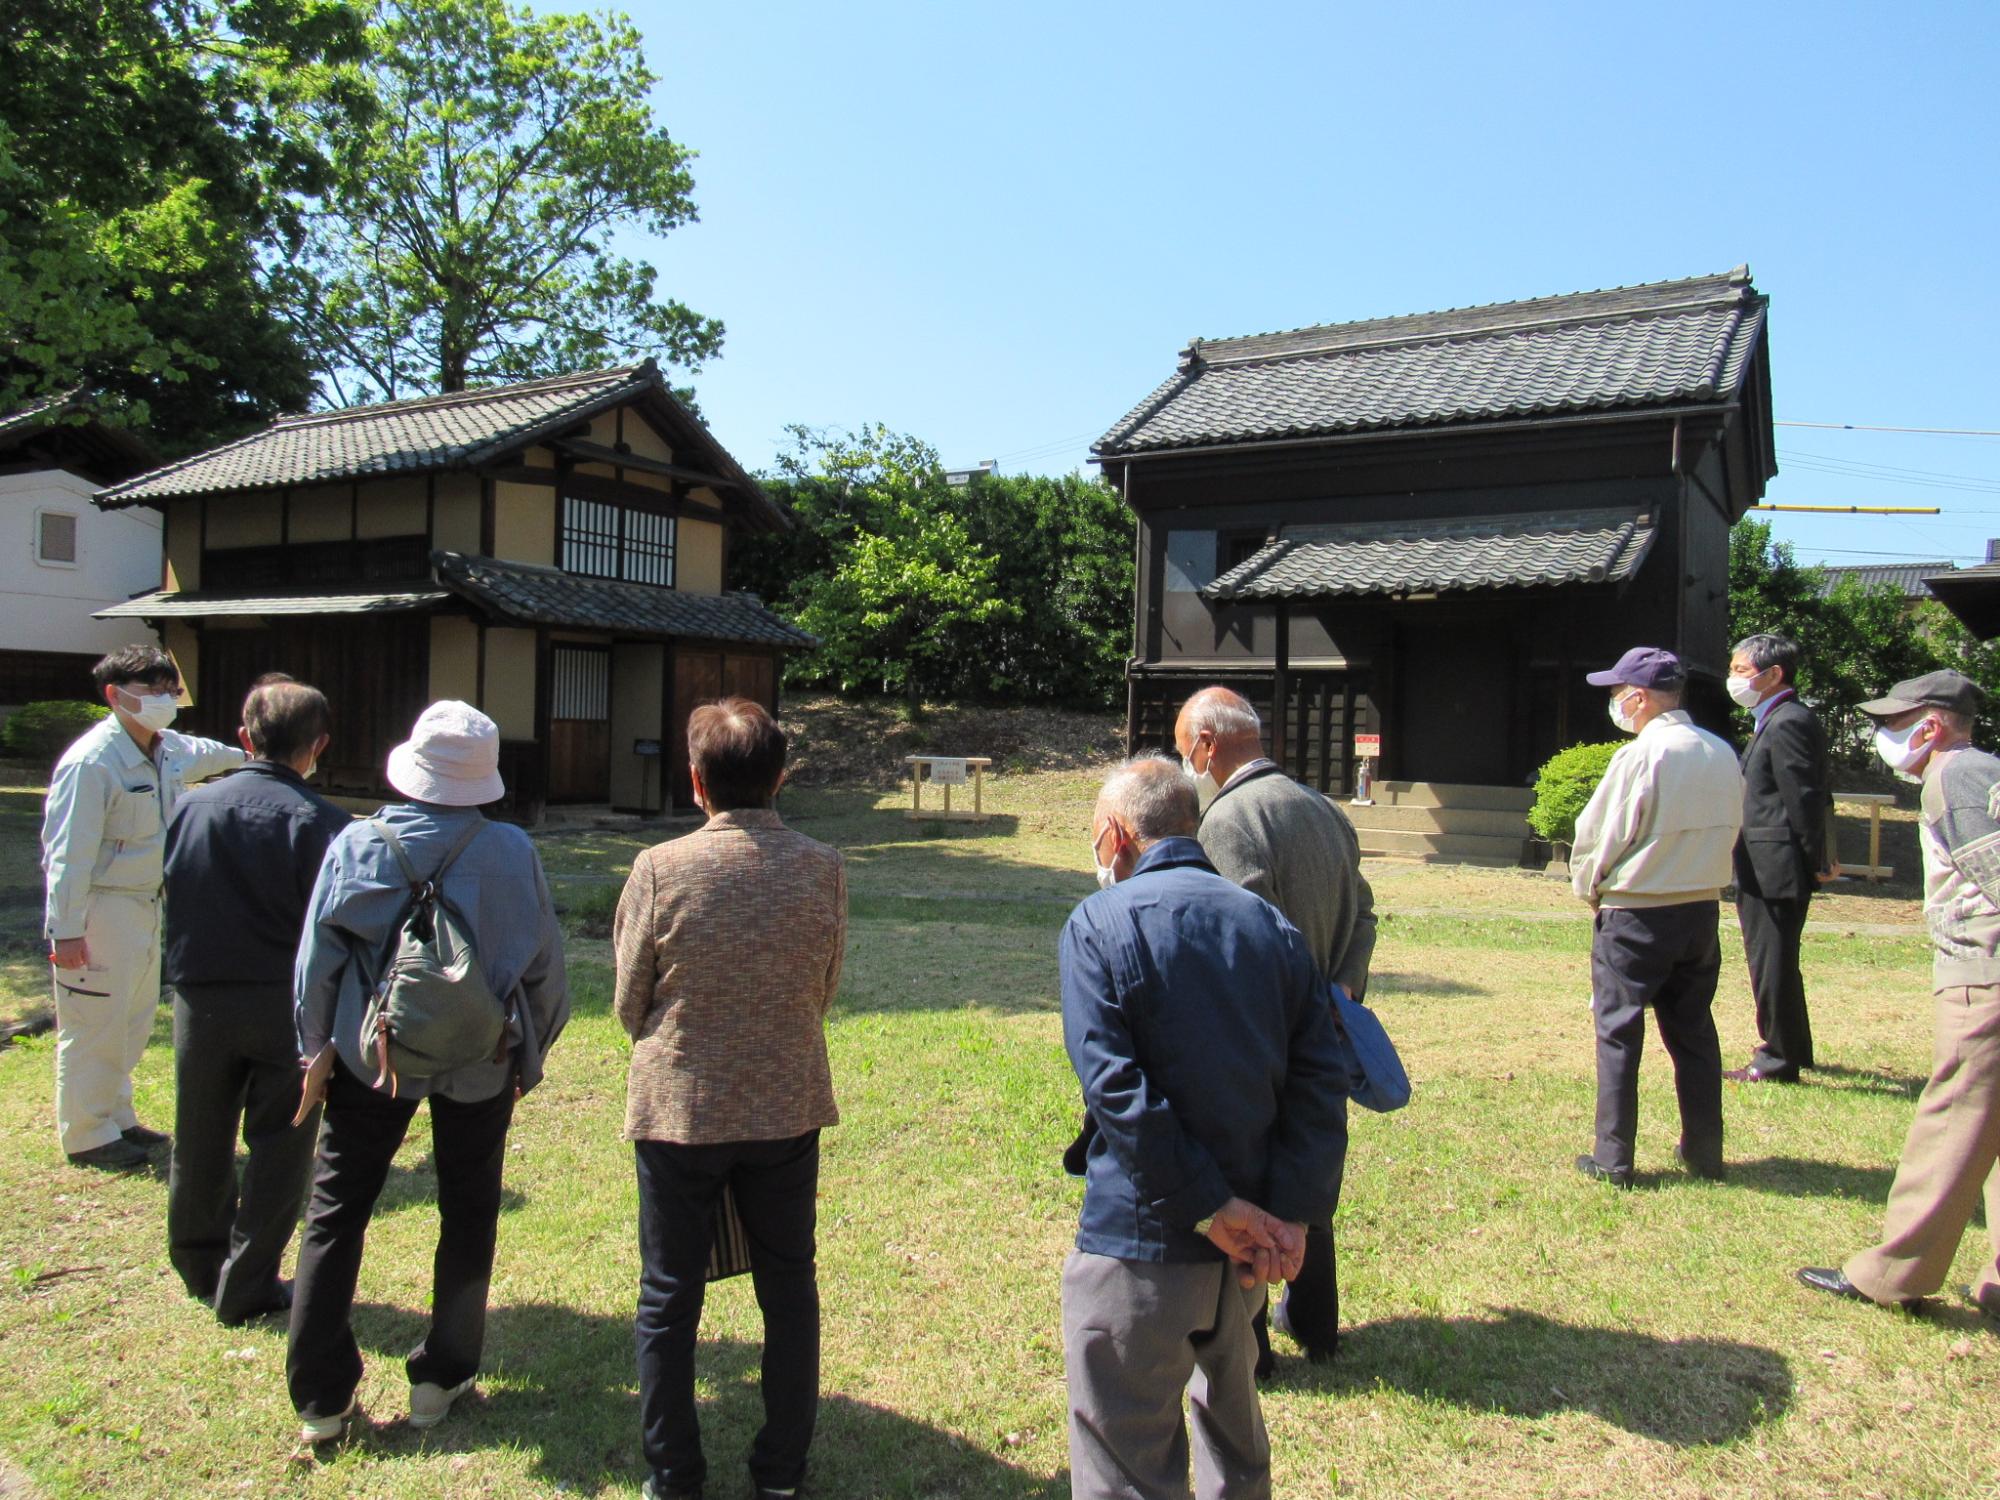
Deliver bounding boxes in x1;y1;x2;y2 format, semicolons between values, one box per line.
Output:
408;1376;476;1430
298;1399;359;1445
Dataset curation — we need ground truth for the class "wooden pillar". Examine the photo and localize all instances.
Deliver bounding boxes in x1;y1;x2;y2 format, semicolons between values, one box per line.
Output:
1273;603;1291;775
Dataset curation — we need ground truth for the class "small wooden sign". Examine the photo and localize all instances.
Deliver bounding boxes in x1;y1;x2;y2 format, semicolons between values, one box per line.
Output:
1353;734;1382;759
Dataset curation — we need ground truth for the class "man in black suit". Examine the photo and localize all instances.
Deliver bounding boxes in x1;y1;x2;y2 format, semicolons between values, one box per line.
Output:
1724;633;1830;1084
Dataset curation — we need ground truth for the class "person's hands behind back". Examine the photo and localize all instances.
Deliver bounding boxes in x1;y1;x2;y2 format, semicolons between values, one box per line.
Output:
1204;1197;1307;1286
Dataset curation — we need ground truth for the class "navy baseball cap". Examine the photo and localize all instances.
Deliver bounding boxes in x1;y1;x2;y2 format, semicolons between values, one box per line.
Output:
1586;647;1686;690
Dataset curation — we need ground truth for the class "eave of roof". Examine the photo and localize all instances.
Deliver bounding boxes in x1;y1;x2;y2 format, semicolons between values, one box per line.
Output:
1201;508;1655;602
1921;565;2000;639
433;551;816;650
1095;267;1768;459
94;585;449;620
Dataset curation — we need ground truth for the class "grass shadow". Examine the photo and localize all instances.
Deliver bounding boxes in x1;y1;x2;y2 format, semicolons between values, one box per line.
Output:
1809;1062;1926;1100
340;1302;1066;1497
1370;970;1492;998
1299;1307;1791;1447
1703;1156;1898;1202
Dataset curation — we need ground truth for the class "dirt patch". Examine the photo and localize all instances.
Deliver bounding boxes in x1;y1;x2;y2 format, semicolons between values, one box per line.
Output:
779;696;1123;790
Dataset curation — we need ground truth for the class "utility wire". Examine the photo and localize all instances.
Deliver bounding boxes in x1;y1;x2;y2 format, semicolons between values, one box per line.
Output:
1779;420;2000;438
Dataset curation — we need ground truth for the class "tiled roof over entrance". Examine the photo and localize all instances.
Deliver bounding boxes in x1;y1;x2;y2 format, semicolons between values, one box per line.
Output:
1096;268;1768;456
434;552;816;649
1201;509;1655;602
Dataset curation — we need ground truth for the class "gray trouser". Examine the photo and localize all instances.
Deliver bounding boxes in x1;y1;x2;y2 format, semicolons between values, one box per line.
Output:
1062;1250;1270;1500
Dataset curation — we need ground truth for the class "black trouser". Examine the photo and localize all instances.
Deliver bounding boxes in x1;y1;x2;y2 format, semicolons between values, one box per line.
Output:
1251;1219;1339;1364
167;983;320;1322
1738;890;1814;1075
287;1060;515;1420
1589;902;1725;1176
634;1131;821;1495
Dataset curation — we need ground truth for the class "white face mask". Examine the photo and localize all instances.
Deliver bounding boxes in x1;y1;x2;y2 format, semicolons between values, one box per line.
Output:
1092;826;1120;890
1726;672;1767;710
118;687;179;732
1608;691;1640;735
1874;719;1933;777
1182;750;1221;811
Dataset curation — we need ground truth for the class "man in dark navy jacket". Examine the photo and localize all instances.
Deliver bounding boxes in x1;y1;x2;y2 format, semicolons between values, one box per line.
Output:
1060;757;1347;1500
1725;634;1830;1084
162;675;349;1324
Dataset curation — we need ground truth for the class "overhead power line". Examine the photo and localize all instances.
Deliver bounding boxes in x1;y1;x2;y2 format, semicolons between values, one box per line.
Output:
1778;420;2000;438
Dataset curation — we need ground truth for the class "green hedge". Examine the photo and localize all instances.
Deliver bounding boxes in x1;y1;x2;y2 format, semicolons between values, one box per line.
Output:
1527;740;1625;845
3;700;109;767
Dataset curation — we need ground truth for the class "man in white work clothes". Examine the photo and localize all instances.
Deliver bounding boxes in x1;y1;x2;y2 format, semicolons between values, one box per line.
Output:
42;646;244;1170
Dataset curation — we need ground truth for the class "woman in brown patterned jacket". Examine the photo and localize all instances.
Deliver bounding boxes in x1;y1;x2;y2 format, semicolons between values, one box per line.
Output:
611;697;847;1500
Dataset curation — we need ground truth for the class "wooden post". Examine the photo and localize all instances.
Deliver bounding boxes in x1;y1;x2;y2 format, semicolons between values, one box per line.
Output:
912;766;922;815
1868;803;1882;882
1273;603;1291;774
974;763;984;817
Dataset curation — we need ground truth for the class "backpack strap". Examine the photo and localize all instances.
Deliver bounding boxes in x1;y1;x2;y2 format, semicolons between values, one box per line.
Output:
370;815;485;894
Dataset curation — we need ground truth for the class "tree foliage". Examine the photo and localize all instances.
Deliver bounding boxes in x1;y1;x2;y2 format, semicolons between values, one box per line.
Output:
733;426;1135;710
0;0;367;448
282;0;722;402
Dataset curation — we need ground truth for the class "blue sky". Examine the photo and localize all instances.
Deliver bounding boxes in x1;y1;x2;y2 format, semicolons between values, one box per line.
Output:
608;1;1997;568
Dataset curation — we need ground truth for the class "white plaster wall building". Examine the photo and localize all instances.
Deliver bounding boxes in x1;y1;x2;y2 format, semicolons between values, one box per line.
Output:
0;393;162;709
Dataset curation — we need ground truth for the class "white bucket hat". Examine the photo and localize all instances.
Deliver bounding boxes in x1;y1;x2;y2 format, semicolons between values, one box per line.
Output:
386;700;506;806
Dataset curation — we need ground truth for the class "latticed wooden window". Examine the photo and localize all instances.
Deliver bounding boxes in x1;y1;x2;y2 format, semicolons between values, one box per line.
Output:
560;495;675;587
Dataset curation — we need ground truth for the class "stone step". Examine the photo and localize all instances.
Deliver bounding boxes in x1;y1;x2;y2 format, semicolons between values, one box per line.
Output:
1344;803;1529;838
1355;828;1530;863
1366;780;1534;812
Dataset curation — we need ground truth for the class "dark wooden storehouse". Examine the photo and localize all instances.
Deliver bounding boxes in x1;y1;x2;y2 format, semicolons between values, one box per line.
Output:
92;364;812;821
1094;267;1777;848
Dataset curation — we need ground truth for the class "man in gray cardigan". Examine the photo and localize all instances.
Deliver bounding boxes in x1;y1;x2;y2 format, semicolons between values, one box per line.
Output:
1177;686;1376;1370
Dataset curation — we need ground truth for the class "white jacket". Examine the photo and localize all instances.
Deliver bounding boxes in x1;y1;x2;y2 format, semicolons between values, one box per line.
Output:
1571;711;1744;908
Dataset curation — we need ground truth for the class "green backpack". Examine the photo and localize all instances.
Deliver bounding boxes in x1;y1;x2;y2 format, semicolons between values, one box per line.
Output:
359;817;507;1095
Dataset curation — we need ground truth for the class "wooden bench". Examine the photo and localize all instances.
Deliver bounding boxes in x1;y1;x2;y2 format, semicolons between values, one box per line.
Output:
1832;791;1896;882
904;755;992;821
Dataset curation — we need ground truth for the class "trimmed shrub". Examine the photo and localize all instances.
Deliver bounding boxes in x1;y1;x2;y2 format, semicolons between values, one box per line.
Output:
1527;740;1625;845
2;700;109;767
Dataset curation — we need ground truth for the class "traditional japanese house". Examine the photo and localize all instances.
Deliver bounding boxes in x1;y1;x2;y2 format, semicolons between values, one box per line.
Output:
93;363;811;821
1093;267;1776;859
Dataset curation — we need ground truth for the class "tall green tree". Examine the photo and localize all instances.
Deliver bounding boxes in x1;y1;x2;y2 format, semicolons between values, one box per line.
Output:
0;0;366;447
734;426;1135;710
282;0;722;402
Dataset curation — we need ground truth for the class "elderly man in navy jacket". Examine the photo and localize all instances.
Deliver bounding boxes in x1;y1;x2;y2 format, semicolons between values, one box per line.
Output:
1061;757;1347;1500
163;675;348;1325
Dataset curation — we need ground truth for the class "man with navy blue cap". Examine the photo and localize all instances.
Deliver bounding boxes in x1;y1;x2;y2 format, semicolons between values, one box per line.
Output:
1569;648;1744;1187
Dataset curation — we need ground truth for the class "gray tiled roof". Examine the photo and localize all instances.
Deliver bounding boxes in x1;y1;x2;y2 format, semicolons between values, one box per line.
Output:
1202;509;1655;602
98;366;654;503
93;364;786;533
1816;561;1953;600
95;585;449;620
434;552;816;649
1097;268;1767;456
0;387;82;440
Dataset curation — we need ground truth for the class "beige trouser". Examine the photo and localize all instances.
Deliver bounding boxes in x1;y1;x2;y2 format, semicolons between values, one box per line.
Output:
1845;981;2000;1308
51;891;163;1155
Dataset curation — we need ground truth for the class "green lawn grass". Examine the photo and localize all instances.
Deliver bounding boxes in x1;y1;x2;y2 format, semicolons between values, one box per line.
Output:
1;770;1995;1498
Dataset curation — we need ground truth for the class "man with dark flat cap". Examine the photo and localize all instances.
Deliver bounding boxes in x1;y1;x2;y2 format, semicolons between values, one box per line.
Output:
1800;671;2000;1317
1568;647;1744;1188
